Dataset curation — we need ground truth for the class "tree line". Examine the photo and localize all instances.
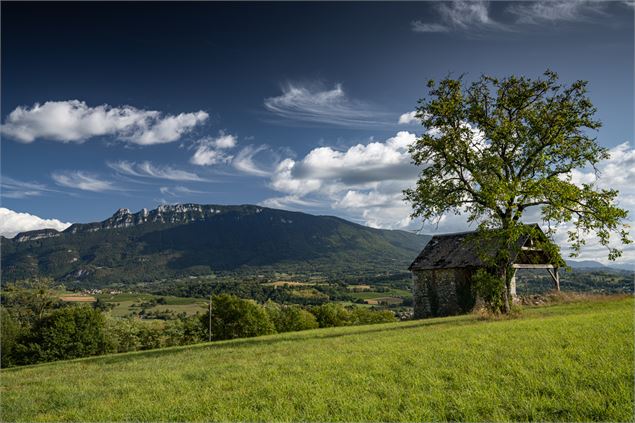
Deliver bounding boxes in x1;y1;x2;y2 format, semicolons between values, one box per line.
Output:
0;278;396;367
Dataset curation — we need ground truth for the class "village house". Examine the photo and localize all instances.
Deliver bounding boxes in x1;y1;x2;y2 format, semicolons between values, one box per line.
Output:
409;225;562;318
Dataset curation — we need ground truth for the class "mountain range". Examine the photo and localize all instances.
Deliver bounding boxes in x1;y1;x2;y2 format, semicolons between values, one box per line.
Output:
1;204;430;286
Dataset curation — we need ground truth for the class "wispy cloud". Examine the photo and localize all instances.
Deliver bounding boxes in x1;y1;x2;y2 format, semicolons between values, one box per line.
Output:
108;160;206;182
159;186;206;197
507;1;608;24
0;208;72;238
1;176;58;199
1;100;208;145
51;171;117;192
411;21;450;33
411;1;506;34
232;145;272;177
264;83;390;127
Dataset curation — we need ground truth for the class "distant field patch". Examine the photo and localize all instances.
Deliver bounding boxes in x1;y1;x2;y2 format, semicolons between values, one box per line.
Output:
265;281;314;287
364;296;403;305
347;284;371;291
59;295;96;302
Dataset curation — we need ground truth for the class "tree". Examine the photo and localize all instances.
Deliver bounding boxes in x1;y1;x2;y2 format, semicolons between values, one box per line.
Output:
201;294;275;340
310;303;352;328
265;301;319;332
405;70;631;312
18;306;109;364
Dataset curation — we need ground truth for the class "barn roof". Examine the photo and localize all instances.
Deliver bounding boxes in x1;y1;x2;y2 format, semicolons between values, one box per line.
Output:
408;224;554;271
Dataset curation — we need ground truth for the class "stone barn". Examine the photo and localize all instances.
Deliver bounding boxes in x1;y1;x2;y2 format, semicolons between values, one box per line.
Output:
409;226;562;318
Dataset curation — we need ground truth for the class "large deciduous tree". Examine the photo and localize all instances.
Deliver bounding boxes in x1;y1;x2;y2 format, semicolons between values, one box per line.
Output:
404;70;631;312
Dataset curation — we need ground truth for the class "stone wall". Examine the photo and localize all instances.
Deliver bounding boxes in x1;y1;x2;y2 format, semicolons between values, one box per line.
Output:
412;268;478;318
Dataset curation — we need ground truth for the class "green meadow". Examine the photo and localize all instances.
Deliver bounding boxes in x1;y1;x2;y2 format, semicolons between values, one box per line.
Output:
1;296;633;422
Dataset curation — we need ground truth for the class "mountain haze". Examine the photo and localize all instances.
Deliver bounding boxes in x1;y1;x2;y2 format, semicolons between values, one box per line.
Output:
1;204;430;285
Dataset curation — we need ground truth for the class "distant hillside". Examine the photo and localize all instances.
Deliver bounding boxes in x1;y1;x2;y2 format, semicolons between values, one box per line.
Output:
0;204;430;286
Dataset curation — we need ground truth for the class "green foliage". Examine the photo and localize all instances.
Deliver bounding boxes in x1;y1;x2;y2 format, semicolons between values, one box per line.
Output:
310;303;353;328
265;301;319;332
472;268;506;313
0;307;21;368
349;307;396;325
202;294;276;341
17;306;109;364
1;298;632;422
405;70;630;260
1;278;62;325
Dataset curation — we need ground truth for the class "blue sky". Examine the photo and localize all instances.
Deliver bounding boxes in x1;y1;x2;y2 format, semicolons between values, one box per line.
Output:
1;1;634;264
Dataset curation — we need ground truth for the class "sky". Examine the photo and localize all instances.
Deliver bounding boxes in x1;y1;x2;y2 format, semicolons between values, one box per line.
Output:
1;1;634;265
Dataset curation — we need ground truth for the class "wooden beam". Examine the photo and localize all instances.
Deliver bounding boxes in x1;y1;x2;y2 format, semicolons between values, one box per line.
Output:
512;264;555;269
545;268;561;291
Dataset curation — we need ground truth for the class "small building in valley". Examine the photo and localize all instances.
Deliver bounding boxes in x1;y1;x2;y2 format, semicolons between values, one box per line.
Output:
408;225;562;318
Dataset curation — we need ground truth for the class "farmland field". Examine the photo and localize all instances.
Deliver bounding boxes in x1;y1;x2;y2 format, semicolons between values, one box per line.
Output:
1;296;633;422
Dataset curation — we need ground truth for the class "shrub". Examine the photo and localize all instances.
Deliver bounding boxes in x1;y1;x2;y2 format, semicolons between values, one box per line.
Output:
18;306;109;364
266;302;319;332
350;307;396;325
1;307;21;367
310;303;352;328
473;268;506;313
201;294;276;340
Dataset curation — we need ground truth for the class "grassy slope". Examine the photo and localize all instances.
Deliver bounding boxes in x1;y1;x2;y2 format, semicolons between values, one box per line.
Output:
2;297;633;422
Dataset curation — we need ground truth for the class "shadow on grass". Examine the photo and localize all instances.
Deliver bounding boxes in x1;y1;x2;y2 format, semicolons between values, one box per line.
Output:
3;315;476;371
95;317;479;365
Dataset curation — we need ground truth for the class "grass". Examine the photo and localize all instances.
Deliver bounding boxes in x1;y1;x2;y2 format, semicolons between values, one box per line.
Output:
1;296;633;422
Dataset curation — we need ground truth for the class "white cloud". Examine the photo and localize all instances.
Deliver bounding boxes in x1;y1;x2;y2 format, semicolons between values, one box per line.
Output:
1;100;208;145
263;131;420;229
264;83;389;127
507;1;607;24
1;177;55;199
398;111;419;125
411;21;450;33
233;145;272;177
0;208;72;238
108;160;205;181
51;171;116;192
190;132;237;166
412;1;505;34
159;186;205;197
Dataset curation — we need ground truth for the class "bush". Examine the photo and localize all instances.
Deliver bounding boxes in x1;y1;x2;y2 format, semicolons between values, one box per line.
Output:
18;306;109;364
201;294;276;341
310;303;352;328
473;268;506;313
350;307;396;325
266;302;319;332
1;307;21;368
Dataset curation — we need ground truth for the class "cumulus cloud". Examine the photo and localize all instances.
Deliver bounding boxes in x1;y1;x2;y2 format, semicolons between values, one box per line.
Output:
108;160;205;181
263;131;420;229
264;83;389;127
398;111;419;125
190;132;237;166
411;1;506;34
0;208;72;238
51;171;117;192
507;1;608;24
1;100;208;145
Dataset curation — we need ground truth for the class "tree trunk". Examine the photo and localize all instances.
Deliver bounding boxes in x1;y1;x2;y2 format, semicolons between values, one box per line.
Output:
501;267;510;314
